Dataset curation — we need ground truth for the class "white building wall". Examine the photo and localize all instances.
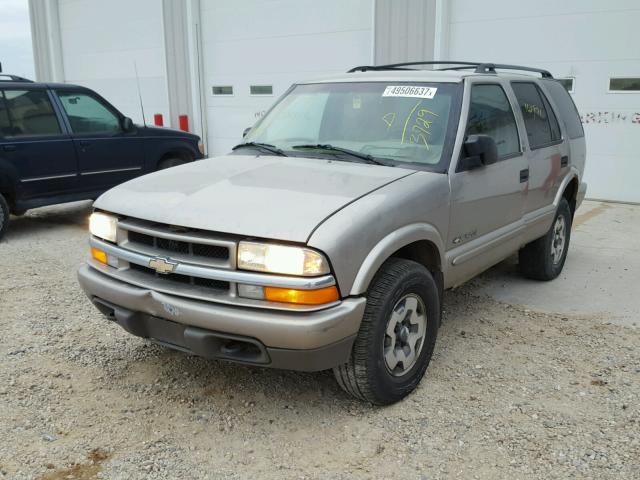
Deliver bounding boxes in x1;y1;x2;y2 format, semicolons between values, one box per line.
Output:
445;0;640;203
56;0;169;125
199;0;374;155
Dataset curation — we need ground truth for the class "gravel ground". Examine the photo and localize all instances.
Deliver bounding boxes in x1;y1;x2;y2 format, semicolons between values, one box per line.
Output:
0;201;638;479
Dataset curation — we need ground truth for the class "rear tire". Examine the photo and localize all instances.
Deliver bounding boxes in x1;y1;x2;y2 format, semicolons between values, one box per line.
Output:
0;193;10;241
333;258;440;405
519;197;572;281
157;156;187;170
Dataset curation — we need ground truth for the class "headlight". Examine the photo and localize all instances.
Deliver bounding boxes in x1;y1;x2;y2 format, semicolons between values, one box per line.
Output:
89;212;117;243
198;142;205;155
237;241;330;276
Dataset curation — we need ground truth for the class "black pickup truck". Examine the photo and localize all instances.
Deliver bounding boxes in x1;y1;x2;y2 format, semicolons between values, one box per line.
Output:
0;74;203;240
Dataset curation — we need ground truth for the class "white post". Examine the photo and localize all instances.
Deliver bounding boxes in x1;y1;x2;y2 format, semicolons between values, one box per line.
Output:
28;0;65;81
433;0;450;61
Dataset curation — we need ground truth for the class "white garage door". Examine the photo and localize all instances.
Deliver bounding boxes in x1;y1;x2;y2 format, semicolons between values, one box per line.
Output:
200;0;374;156
57;0;169;124
446;0;640;203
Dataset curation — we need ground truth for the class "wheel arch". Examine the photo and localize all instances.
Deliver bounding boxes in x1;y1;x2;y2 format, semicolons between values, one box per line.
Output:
562;175;579;217
349;223;444;296
554;170;580;213
156;148;195;169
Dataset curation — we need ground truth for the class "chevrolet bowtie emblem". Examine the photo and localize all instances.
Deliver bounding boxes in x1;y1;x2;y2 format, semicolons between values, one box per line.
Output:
148;257;178;274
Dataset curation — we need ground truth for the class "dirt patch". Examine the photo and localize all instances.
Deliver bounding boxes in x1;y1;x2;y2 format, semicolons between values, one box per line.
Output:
36;449;110;480
573;202;610;228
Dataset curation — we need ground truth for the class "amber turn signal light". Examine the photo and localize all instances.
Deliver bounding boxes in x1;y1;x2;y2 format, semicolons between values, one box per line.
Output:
263;285;339;305
91;247;108;264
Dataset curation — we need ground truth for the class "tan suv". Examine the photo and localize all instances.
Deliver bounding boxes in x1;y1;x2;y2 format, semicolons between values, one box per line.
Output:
78;62;587;404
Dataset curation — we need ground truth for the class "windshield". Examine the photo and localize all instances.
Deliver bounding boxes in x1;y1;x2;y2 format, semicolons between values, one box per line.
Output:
242;82;462;170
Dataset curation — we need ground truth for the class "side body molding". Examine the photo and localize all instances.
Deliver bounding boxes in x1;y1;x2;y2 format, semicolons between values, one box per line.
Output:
350;223;444;296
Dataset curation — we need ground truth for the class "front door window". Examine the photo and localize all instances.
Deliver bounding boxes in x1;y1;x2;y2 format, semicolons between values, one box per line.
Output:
57;92;121;135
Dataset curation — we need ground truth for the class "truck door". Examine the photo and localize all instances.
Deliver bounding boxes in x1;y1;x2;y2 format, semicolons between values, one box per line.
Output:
54;90;144;192
0;88;78;200
447;80;528;285
510;82;566;222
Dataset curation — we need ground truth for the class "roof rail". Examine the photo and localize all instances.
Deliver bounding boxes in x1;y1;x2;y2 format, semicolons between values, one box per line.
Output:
0;74;34;83
347;61;553;78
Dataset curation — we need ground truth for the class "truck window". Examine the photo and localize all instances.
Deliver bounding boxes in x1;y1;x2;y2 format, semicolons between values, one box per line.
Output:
511;82;561;149
0;92;10;135
0;89;61;138
466;84;520;158
542;80;584;139
56;92;121;134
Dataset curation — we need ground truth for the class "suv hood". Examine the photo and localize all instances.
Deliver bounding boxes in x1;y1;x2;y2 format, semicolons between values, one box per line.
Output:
94;155;414;242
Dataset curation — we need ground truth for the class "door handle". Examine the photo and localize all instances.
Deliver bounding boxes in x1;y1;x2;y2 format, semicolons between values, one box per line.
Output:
2;144;16;152
560;155;569;167
79;140;91;147
519;168;529;183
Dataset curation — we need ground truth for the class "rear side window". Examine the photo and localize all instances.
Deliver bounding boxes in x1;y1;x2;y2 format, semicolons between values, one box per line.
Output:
466;84;520;158
56;91;121;134
511;82;561;148
542;80;584;139
0;92;10;135
0;89;61;138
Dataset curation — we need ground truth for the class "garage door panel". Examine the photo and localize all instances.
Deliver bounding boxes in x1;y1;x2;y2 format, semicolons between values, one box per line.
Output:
449;12;639;62
203;31;371;76
59;0;162;30
450;0;639;23
207;105;273;138
201;0;372;41
62;49;166;80
583;153;637;203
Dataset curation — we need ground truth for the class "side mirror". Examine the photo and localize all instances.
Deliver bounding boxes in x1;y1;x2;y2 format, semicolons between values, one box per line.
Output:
121;116;134;132
460;134;498;170
242;127;251;138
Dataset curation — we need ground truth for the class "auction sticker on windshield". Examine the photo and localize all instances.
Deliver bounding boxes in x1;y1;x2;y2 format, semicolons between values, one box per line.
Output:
382;86;437;99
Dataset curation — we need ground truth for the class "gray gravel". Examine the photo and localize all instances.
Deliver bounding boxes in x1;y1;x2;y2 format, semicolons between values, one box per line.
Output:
0;201;638;479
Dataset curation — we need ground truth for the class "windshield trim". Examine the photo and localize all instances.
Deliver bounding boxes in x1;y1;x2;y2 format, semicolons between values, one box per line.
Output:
244;81;464;174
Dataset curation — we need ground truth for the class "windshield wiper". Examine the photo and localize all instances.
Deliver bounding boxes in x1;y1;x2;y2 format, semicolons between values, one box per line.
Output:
291;144;388;166
232;142;287;157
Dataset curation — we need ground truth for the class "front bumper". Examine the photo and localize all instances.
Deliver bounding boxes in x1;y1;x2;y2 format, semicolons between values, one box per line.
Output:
77;264;366;371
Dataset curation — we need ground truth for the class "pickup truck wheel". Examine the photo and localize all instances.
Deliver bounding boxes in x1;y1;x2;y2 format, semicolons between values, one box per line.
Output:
157;157;187;170
519;197;572;281
0;193;10;241
333;258;440;405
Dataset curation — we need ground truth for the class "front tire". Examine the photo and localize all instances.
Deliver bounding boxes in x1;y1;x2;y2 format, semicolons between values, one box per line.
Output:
519;197;572;281
0;193;10;241
333;258;440;405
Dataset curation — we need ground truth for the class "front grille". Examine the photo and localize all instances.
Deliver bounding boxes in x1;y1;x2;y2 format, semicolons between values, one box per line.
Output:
129;262;229;292
128;230;229;260
111;218;238;303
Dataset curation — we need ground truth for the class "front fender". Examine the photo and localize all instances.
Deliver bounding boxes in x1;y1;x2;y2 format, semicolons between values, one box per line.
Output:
349;223;444;295
306;171;451;298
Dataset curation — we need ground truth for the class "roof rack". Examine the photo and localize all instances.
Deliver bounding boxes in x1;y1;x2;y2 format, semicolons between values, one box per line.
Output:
347;61;553;79
0;74;34;83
